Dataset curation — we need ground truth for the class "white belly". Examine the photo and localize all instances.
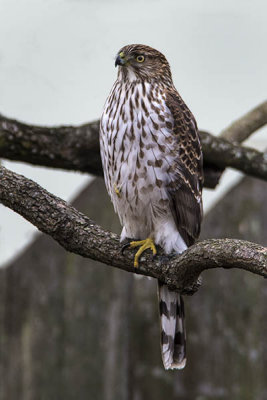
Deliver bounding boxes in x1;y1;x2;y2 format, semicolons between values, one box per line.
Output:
100;80;187;254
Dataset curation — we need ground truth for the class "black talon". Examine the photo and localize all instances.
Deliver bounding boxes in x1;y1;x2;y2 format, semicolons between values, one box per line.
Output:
121;241;131;255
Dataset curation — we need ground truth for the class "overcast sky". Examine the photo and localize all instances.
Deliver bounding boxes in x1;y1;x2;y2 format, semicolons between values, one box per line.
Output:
0;0;266;266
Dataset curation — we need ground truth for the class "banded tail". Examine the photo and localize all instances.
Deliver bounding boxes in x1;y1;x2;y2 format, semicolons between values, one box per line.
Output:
158;281;186;370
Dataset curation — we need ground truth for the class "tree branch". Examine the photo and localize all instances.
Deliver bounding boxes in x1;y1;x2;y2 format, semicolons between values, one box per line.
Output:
220;100;267;143
0;115;102;176
205;100;267;187
200;131;267;181
0;103;266;187
0;166;266;293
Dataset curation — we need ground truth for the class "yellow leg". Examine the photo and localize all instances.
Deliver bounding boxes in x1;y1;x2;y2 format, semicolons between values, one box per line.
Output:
129;238;157;268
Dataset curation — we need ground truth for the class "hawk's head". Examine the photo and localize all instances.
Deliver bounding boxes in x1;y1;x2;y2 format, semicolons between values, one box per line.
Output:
115;44;172;84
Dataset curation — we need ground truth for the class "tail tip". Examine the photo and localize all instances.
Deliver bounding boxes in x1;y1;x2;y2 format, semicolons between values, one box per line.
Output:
164;357;187;370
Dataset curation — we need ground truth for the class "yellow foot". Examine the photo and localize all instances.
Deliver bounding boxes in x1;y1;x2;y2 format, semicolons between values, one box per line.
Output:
129;238;157;268
113;183;121;198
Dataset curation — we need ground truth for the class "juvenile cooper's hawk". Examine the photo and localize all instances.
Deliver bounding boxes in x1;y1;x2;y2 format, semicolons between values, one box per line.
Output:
100;44;203;369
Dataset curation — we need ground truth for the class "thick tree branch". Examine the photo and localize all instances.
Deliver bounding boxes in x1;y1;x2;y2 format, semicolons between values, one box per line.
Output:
0;115;103;175
200;131;267;181
0;166;266;293
0;102;266;187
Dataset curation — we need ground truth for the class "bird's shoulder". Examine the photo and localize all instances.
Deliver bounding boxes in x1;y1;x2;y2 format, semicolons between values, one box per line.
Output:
163;86;203;189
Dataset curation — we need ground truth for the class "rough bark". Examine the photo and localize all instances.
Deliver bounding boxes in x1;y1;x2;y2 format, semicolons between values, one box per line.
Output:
200;130;267;181
0;102;266;187
0;166;266;293
0;115;101;176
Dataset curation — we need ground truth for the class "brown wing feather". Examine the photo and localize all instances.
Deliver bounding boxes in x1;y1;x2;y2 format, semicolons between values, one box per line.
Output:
165;89;203;246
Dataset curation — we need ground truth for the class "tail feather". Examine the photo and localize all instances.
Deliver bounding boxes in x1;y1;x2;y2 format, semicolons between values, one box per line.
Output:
158;281;186;370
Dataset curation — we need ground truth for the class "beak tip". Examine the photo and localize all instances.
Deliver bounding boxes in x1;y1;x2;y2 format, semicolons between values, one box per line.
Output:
115;55;120;67
115;54;125;67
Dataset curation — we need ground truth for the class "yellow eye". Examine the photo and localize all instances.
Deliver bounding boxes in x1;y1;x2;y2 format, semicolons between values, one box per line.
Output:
136;55;145;63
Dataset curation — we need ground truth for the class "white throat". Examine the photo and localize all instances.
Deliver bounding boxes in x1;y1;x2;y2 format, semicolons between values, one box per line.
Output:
118;66;138;83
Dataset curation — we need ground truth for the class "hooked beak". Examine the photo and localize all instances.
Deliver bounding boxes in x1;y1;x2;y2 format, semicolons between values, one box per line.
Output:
115;51;127;67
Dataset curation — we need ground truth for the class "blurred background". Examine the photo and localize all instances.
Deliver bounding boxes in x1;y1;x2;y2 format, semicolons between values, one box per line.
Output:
0;0;266;399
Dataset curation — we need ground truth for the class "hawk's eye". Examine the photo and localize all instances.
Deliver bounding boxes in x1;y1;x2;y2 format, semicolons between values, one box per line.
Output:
136;55;145;63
